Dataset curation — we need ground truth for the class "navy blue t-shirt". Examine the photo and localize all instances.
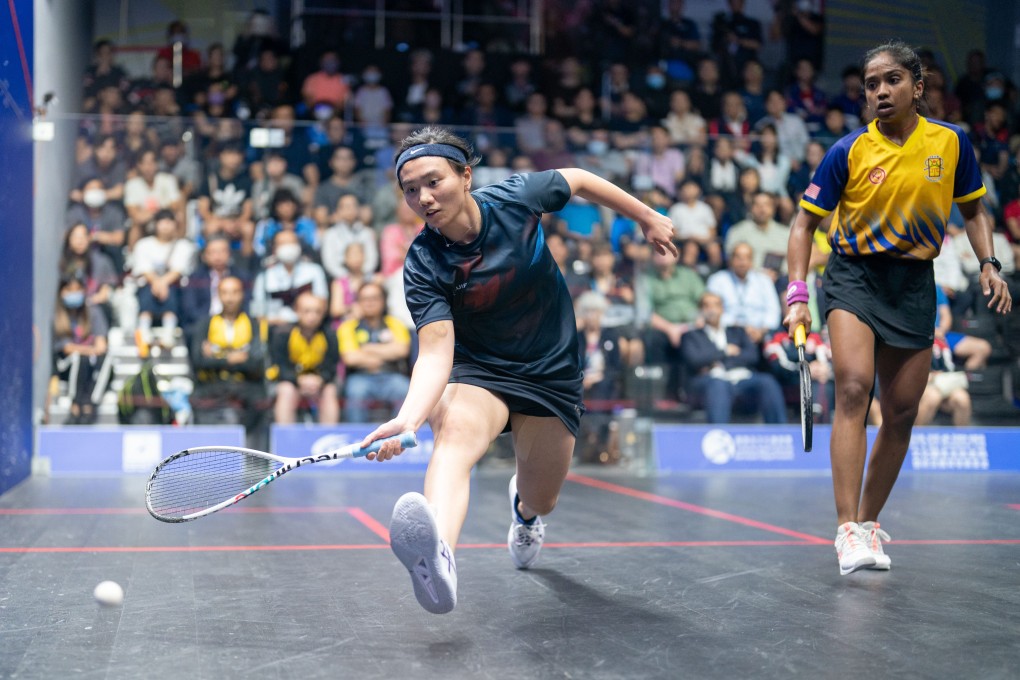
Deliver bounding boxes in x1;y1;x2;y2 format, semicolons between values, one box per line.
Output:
404;170;580;384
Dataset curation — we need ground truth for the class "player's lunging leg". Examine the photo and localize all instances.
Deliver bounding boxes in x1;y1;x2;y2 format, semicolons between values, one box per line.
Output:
507;414;574;569
389;384;507;614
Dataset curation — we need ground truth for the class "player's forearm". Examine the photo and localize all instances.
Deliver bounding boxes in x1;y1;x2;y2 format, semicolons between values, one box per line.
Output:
787;208;820;282
396;352;452;430
961;204;995;262
394;322;454;430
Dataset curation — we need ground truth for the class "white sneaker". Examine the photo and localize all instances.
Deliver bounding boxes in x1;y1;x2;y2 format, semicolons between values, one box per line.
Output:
390;492;457;614
835;522;877;575
860;520;891;570
507;475;545;569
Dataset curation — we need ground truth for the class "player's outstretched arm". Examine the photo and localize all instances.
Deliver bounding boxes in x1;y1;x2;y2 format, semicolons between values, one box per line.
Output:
361;320;455;460
556;168;678;258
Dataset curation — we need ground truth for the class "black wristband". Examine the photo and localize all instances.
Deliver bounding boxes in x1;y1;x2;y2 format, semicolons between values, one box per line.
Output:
979;257;1002;273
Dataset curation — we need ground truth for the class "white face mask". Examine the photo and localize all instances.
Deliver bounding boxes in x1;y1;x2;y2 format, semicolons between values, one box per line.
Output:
276;243;301;264
83;188;107;208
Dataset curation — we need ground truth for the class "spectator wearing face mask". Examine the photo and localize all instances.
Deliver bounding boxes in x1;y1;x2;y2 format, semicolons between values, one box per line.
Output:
50;275;110;425
302;50;349;113
638;64;671;120
353;64;393;129
66;176;128;274
251;230;329;327
574;128;629;186
156;20;202;76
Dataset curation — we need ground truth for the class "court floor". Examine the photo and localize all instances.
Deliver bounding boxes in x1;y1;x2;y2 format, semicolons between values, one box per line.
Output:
1;464;1019;679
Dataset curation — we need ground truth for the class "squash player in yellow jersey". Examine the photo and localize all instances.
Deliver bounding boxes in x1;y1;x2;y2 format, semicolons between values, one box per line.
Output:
785;41;1012;576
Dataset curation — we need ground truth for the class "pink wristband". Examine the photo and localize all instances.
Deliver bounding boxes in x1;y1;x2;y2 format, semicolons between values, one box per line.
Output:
786;280;810;305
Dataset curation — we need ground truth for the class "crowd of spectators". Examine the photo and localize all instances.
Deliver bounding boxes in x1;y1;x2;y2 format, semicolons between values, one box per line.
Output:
51;4;1020;441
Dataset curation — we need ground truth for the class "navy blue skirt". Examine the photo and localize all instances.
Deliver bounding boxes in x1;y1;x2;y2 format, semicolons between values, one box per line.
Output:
822;253;936;349
449;361;585;437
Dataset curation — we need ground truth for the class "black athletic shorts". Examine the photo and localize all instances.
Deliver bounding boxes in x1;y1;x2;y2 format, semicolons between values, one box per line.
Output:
822;253;936;349
450;361;585;437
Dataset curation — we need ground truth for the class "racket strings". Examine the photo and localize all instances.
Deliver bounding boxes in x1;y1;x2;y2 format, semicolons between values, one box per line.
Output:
147;450;281;519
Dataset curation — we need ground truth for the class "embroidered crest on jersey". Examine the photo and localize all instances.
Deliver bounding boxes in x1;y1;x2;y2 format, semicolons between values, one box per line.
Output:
868;167;886;185
923;155;944;183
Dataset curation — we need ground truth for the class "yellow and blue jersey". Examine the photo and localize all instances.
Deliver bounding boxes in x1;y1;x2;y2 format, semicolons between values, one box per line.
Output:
799;117;985;260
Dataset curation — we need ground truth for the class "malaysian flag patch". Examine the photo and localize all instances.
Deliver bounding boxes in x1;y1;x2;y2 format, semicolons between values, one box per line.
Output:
804;183;821;200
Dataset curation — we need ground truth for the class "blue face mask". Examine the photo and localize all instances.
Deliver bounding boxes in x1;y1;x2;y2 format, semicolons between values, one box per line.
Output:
62;291;86;309
985;87;1003;100
646;74;666;90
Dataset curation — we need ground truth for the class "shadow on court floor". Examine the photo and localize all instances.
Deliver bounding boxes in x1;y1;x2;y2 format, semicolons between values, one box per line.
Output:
1;469;1018;679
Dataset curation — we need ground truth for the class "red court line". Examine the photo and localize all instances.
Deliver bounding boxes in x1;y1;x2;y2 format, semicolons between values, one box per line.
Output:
0;506;353;516
346;507;390;542
1007;504;1020;511
4;539;1020;554
0;545;389;553
567;473;831;544
7;0;34;108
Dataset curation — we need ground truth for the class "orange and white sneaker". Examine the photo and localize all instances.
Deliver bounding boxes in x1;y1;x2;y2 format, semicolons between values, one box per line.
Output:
835;522;877;575
860;520;891;570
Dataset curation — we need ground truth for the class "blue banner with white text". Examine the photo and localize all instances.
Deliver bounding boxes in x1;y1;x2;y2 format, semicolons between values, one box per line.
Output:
37;426;246;474
654;424;1020;472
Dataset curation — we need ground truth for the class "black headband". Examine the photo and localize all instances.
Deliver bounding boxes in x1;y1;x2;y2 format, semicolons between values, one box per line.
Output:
395;143;468;177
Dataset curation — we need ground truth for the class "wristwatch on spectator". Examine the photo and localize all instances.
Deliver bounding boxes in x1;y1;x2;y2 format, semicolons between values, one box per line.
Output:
979;256;1002;273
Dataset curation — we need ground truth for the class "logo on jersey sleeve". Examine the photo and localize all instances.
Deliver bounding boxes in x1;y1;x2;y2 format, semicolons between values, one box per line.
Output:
923;155;944;183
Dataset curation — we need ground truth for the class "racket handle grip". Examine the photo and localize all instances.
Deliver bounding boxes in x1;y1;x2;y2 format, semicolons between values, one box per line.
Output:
355;431;418;458
794;324;807;347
